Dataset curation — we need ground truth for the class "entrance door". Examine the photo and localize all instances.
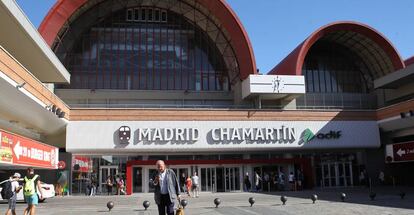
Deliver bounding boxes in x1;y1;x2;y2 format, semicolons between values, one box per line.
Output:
321;162;353;187
225;167;240;192
99;166;118;194
200;167;216;192
171;167;190;192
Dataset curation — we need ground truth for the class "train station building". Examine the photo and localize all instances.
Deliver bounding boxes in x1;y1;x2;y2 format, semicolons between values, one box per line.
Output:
0;0;413;195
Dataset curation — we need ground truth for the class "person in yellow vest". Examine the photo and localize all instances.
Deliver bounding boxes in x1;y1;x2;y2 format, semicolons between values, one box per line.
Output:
23;168;44;215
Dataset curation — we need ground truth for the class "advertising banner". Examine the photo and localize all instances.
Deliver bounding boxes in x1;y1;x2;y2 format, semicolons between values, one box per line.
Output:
0;130;58;169
72;156;92;173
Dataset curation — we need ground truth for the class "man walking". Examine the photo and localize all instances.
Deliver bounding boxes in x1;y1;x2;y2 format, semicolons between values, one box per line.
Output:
191;172;199;198
150;160;181;215
5;173;22;215
23;168;44;215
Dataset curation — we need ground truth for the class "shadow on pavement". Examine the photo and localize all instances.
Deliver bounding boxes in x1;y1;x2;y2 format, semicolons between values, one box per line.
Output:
255;186;414;210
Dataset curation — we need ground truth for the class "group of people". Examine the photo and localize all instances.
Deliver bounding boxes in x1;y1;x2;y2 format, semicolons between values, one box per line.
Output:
2;168;43;215
179;172;200;198
105;175;126;195
244;169;304;192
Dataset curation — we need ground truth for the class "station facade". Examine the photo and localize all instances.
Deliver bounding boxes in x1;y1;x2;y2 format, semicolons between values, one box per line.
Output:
1;0;414;195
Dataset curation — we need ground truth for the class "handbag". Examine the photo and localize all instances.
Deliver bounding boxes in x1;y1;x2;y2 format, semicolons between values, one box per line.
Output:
176;200;185;215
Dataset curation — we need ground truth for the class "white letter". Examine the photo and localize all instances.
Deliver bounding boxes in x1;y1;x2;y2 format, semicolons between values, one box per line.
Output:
231;128;241;140
265;128;274;140
164;128;173;141
212;128;220;141
139;128;151;141
255;128;264;141
192;128;200;141
176;128;184;141
242;128;254;140
221;128;230;140
153;128;162;141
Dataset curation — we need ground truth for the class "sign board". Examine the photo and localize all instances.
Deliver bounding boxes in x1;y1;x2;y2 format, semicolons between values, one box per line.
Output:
67;121;380;153
386;142;414;163
0;130;58;169
72;156;92;173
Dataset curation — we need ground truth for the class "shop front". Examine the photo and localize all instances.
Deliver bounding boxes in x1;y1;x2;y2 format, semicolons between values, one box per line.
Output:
66;120;380;194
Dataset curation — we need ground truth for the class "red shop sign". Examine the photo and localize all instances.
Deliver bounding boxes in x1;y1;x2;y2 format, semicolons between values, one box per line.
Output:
73;156;91;173
0;129;59;169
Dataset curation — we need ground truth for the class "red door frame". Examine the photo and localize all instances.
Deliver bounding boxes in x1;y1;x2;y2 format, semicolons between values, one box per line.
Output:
126;158;313;195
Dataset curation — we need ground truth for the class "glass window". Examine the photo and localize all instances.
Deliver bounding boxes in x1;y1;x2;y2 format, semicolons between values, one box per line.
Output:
57;7;232;92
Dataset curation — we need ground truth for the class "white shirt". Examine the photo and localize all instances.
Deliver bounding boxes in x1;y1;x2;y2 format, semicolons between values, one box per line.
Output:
289;174;295;182
191;175;199;185
159;170;168;194
11;180;19;194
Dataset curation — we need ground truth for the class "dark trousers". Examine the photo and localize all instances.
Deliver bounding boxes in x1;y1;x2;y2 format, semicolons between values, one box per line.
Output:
158;194;174;215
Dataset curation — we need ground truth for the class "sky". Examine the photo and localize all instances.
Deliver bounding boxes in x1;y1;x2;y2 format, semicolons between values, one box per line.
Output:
16;0;414;73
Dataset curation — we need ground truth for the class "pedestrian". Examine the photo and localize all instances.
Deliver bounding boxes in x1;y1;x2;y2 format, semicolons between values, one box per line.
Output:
297;170;304;190
264;172;270;192
359;170;366;186
4;173;22;215
180;173;186;194
117;177;126;195
244;172;251;192
150;160;181;215
288;172;295;191
185;176;192;197
255;171;261;192
378;171;385;185
191;172;199;198
278;171;285;191
106;176;113;195
23;168;44;215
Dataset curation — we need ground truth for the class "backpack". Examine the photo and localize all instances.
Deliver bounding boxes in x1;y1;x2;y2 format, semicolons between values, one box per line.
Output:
24;175;39;196
1;180;14;200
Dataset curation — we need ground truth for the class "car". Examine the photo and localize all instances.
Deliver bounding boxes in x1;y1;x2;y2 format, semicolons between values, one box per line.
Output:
0;180;55;203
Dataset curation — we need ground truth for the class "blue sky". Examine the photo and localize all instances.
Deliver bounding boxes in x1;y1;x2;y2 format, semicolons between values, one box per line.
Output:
16;0;414;73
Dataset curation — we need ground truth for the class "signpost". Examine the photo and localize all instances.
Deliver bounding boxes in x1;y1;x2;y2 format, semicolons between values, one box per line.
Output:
386;142;414;163
0;130;59;169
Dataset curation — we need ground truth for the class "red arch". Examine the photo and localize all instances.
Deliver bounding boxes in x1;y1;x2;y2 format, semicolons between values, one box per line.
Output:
38;0;257;80
269;21;405;76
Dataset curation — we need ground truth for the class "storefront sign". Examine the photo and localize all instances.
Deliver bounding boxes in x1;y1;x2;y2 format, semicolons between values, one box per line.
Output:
386;142;414;163
0;130;59;169
67;121;380;152
72;156;92;172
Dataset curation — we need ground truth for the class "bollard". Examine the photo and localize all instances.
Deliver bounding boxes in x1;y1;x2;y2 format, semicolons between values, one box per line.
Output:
369;192;376;201
107;201;114;212
143;200;150;210
340;193;346;202
180;199;188;209
248;197;255;207
399;191;406;200
214;198;221;208
280;195;287;205
311;194;318;204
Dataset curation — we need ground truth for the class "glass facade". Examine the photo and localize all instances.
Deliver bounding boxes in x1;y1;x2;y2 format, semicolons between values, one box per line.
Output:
57;7;231;91
303;42;369;94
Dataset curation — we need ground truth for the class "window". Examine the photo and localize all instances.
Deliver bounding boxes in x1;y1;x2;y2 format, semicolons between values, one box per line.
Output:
126;9;133;21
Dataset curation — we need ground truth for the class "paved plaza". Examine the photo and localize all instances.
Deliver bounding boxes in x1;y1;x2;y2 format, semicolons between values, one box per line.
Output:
1;187;413;215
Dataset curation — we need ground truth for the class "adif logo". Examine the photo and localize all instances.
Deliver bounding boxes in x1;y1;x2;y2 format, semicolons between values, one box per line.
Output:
299;129;341;145
272;76;284;93
118;126;131;144
299;128;315;145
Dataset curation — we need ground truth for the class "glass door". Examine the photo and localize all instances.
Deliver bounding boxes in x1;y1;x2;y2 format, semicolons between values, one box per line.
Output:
99;166;118;194
321;162;353;187
225;167;240;192
201;167;216;192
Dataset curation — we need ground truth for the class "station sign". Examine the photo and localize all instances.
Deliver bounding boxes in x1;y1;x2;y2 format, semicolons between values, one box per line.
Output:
0;130;59;169
67;121;380;152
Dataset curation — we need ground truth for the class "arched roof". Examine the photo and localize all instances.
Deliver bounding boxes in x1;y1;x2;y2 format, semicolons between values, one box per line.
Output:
405;56;414;66
38;0;256;80
269;21;405;79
